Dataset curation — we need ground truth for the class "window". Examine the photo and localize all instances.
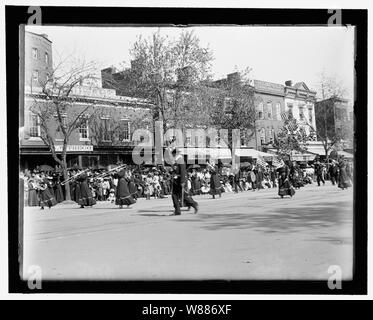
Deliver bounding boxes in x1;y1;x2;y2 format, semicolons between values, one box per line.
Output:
287;103;293;118
308;108;313;123
29;113;40;137
260;128;266;145
45;52;49;64
101;118;111;141
268;128;274;143
258;102;264;119
32;70;39;82
78;117;89;140
32;48;38;60
276;103;281;120
299;106;305;121
121;119;131;141
267;102;272;119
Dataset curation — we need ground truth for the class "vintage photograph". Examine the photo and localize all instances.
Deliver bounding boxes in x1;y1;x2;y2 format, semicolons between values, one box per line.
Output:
19;24;355;282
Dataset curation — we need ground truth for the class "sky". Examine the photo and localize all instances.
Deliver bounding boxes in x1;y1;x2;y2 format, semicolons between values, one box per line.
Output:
26;25;355;100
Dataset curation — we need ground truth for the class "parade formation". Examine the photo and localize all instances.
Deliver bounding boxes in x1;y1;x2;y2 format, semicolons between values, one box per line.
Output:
21;154;353;213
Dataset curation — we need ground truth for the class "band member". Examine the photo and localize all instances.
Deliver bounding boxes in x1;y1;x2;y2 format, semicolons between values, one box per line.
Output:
314;159;325;186
277;165;294;198
171;148;198;215
27;177;39;207
115;168;136;209
76;170;96;208
37;178;58;210
338;159;352;190
208;160;222;199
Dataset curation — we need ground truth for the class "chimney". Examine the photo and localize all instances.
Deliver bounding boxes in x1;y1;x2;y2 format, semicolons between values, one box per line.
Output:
285;80;293;87
227;72;241;86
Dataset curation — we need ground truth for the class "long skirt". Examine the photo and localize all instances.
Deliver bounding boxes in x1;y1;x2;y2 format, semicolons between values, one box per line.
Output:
28;189;39;206
78;181;96;206
338;168;351;189
116;178;136;206
55;184;64;203
278;179;295;197
210;174;222;195
39;188;57;208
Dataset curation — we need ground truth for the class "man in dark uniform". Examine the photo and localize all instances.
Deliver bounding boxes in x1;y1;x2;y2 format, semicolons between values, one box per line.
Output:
314;159;325;186
171;148;198;215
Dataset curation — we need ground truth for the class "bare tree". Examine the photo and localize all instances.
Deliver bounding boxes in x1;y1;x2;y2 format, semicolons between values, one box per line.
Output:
209;68;256;150
305;98;353;166
28;59;98;201
315;71;348;100
309;73;353;165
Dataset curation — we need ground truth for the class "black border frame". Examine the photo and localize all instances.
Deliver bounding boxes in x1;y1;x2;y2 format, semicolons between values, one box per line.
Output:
6;5;367;294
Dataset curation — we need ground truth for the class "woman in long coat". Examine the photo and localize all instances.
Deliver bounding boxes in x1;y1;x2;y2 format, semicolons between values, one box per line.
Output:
338;161;352;190
28;179;39;206
38;178;58;209
209;162;222;199
76;172;96;208
115;169;136;208
54;179;64;203
277;167;295;198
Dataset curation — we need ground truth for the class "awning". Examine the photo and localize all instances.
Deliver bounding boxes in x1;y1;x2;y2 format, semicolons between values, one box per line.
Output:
234;149;274;159
306;147;326;156
179;147;232;159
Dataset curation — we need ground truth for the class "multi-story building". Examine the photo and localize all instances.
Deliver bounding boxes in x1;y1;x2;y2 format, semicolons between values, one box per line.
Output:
283;80;317;136
214;76;317;150
21;85;154;170
24;31;53;90
253;79;286;149
20;32;154;170
314;96;353;151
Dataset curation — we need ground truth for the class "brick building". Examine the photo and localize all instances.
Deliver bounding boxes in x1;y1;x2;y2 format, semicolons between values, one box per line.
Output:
20;32;154;170
253;79;286;149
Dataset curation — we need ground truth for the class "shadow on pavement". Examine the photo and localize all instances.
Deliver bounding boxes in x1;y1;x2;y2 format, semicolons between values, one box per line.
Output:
174;200;353;236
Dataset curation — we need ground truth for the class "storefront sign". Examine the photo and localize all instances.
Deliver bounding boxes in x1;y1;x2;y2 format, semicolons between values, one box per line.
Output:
55;145;93;152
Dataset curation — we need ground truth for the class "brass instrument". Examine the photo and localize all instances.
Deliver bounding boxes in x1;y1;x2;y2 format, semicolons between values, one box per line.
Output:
61;168;90;185
95;164;127;179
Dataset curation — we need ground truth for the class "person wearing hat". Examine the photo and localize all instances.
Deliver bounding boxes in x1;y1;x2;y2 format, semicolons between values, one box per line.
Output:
277;166;295;198
115;168;136;208
314;159;325;187
76;170;96;208
170;148;198;215
207;160;222;199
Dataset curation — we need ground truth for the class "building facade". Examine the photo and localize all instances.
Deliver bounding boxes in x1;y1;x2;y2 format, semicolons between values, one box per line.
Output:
253;80;286;149
24;31;53;90
21;85;154;170
314;97;353;151
20;32;154;171
283;80;317;136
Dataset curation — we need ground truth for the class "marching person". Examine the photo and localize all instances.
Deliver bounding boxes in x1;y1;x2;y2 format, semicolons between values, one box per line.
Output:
170;148;198;215
115;167;136;209
37;177;58;210
277;168;295;198
338;159;352;190
76;170;96;208
314;159;325;186
208;160;222;199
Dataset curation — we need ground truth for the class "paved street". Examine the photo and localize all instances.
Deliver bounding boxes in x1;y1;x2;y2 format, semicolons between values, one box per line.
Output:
22;183;353;281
